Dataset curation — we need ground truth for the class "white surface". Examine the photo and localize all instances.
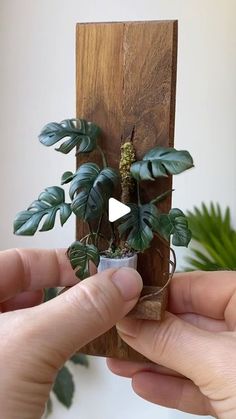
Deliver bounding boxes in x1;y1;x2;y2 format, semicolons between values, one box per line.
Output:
108;198;131;222
1;0;236;418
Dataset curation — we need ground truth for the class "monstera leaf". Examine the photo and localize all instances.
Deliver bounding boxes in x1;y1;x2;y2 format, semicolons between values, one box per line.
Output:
155;208;192;247
61;171;74;185
70;163;118;221
14;187;72;236
39;118;100;154
118;203;158;251
67;241;100;279
53;366;74;408
70;353;89;367
131;147;194;181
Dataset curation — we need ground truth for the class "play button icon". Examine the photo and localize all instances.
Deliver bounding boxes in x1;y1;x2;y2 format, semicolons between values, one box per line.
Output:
108;198;131;222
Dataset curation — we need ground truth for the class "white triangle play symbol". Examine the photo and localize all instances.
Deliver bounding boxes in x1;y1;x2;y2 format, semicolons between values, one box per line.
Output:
108;198;131;222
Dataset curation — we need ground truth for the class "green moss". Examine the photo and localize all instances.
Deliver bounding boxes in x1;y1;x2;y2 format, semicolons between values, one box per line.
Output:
119;142;136;188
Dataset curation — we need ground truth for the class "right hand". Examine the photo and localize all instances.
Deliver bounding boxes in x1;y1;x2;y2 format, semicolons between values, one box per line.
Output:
108;271;236;418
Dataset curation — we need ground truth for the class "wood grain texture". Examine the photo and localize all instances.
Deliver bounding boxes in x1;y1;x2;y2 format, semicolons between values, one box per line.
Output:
129;286;168;321
76;21;178;360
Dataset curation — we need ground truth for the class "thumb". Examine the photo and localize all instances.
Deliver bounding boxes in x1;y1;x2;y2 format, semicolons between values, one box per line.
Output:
30;267;142;364
116;312;220;385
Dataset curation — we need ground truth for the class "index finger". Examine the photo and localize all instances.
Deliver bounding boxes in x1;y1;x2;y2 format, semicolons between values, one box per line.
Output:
0;248;78;303
169;270;236;320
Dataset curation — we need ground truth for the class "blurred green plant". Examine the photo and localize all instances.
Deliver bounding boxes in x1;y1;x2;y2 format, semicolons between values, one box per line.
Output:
185;202;236;271
44;288;89;416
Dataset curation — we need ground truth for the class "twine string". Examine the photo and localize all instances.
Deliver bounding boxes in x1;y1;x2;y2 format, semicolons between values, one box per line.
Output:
139;246;176;302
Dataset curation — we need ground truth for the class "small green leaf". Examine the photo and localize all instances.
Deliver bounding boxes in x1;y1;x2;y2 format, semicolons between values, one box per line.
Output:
155;208;192;247
44;288;58;302
131;147;194;181
70;353;89;367
39;118;100;154
118;203;158;251
70;163;118;221
61;171;74;185
14;186;72;236
53;366;74;408
67;241;100;279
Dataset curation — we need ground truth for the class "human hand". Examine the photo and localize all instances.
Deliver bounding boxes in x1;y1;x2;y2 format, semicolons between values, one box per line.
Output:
107;271;236;418
0;248;142;419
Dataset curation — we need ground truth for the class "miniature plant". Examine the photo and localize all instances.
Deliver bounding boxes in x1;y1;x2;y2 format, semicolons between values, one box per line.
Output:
14;118;193;279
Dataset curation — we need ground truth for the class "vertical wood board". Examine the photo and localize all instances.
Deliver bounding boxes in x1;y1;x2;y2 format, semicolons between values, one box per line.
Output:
76;21;177;360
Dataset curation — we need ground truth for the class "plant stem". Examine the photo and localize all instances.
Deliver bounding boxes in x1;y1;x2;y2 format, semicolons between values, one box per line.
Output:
87;221;94;244
136;181;141;205
95;215;103;247
81;232;109;246
97;145;107;168
108;220;116;250
81;233;95;243
151;189;174;205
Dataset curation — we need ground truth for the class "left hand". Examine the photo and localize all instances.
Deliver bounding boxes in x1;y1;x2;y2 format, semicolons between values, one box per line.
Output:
0;248;142;419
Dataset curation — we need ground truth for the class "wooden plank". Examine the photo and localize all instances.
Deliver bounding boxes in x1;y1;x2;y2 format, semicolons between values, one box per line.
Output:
76;20;178;360
76;22;124;244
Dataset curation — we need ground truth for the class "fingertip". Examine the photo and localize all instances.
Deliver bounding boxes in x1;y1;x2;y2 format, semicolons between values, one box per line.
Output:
111;267;143;301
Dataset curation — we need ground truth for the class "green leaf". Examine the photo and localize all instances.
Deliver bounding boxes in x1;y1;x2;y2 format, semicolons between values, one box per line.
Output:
67;241;100;279
131;147;194;181
70;163;118;221
155;208;192;247
14;186;72;236
185;249;220;271
39;118;100;154
202;241;230;267
118;203;158;251
185;203;236;271
70;353;89;367
61;171;74;185
53;366;74;408
44;288;58;302
185;255;219;271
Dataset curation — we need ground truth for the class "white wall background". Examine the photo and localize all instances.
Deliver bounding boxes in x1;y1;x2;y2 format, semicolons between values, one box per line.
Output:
0;0;235;418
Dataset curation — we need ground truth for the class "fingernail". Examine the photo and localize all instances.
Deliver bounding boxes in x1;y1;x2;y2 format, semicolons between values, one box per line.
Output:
116;317;139;337
111;267;143;301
